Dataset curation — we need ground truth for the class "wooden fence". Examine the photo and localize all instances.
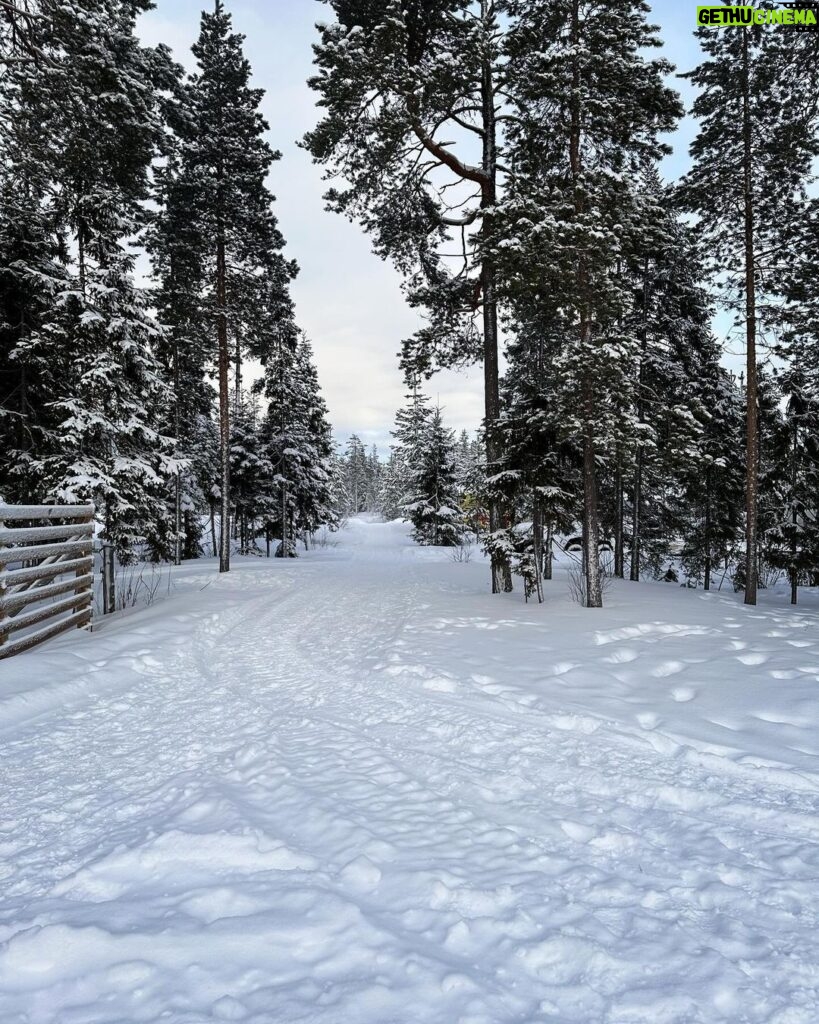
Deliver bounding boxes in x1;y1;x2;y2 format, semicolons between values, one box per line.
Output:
0;504;95;660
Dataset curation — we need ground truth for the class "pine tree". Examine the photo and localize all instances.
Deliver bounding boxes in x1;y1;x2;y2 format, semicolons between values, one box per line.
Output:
304;0;516;592
182;0;297;572
230;391;269;555
342;435;369;516
499;0;682;606
678;7;819;604
404;407;463;547
765;372;819;603
1;0;179;559
263;332;336;555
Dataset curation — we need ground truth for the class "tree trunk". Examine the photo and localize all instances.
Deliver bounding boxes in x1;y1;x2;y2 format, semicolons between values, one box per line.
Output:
582;379;603;608
630;449;642;582
210;501;217;560
173;340;182;567
614;461;624;578
217;230;231;574
544;519;553;581
280;483;287;558
631;256;650;584
532;497;544;604
234;331;242;413
791;419;798;606
571;0;600;609
704;469;712;591
480;0;512;595
741;27;759;606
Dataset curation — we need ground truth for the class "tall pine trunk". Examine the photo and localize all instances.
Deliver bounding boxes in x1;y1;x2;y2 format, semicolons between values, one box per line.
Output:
614;462;624;578
790;418;798;606
217;229;231;574
630;449;643;582
631;256;650;584
741;27;759;606
173;339;182;566
582;376;603;607
480;3;512;595
704;468;712;591
571;0;601;608
532;497;544;604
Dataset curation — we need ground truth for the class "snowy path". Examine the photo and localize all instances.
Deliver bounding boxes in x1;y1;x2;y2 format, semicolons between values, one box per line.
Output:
1;519;819;1023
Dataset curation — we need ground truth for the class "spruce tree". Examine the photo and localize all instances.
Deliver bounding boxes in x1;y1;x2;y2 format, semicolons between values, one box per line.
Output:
404;407;463;547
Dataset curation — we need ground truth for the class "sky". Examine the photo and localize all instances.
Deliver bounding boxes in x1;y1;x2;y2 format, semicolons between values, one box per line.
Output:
137;1;708;453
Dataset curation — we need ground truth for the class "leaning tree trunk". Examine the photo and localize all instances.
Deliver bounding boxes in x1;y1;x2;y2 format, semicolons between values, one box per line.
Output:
216;229;231;574
741;27;759;606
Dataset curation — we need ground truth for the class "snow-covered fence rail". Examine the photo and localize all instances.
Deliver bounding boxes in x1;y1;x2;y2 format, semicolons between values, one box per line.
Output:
0;504;95;660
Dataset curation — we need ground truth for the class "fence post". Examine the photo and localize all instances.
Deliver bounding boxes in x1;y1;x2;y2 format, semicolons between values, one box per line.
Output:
102;543;116;615
78;508;93;629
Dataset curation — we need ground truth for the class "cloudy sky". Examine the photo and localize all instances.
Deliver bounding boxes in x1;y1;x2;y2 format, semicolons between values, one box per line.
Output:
138;1;708;453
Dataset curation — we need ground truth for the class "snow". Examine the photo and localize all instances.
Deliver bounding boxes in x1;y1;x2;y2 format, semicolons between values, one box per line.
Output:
1;516;819;1023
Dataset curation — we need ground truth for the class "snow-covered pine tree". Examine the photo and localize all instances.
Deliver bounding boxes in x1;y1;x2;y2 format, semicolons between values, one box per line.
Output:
679;360;745;592
262;332;336;555
365;446;383;513
386;383;432;522
341;435;369;517
289;336;337;542
496;310;579;598
148;110;213;564
304;0;516;592
765;370;819;604
182;0;297;572
678;8;819;604
453;430;487;540
0;0;178;560
773;199;819;599
230;391;270;555
378;449;410;523
403;407;463;547
620;181;725;584
500;0;682;606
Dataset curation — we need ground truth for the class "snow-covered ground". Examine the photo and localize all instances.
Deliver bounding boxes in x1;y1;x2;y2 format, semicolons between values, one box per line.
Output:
2;517;818;1024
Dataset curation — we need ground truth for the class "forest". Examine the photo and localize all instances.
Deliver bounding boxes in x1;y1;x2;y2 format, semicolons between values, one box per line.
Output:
3;4;819;1022
1;0;818;610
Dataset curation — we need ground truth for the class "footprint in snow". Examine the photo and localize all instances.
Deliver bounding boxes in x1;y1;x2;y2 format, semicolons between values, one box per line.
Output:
602;647;639;664
651;660;684;678
736;652;769;666
560;820;597;843
671;686;697;703
339;855;382;893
